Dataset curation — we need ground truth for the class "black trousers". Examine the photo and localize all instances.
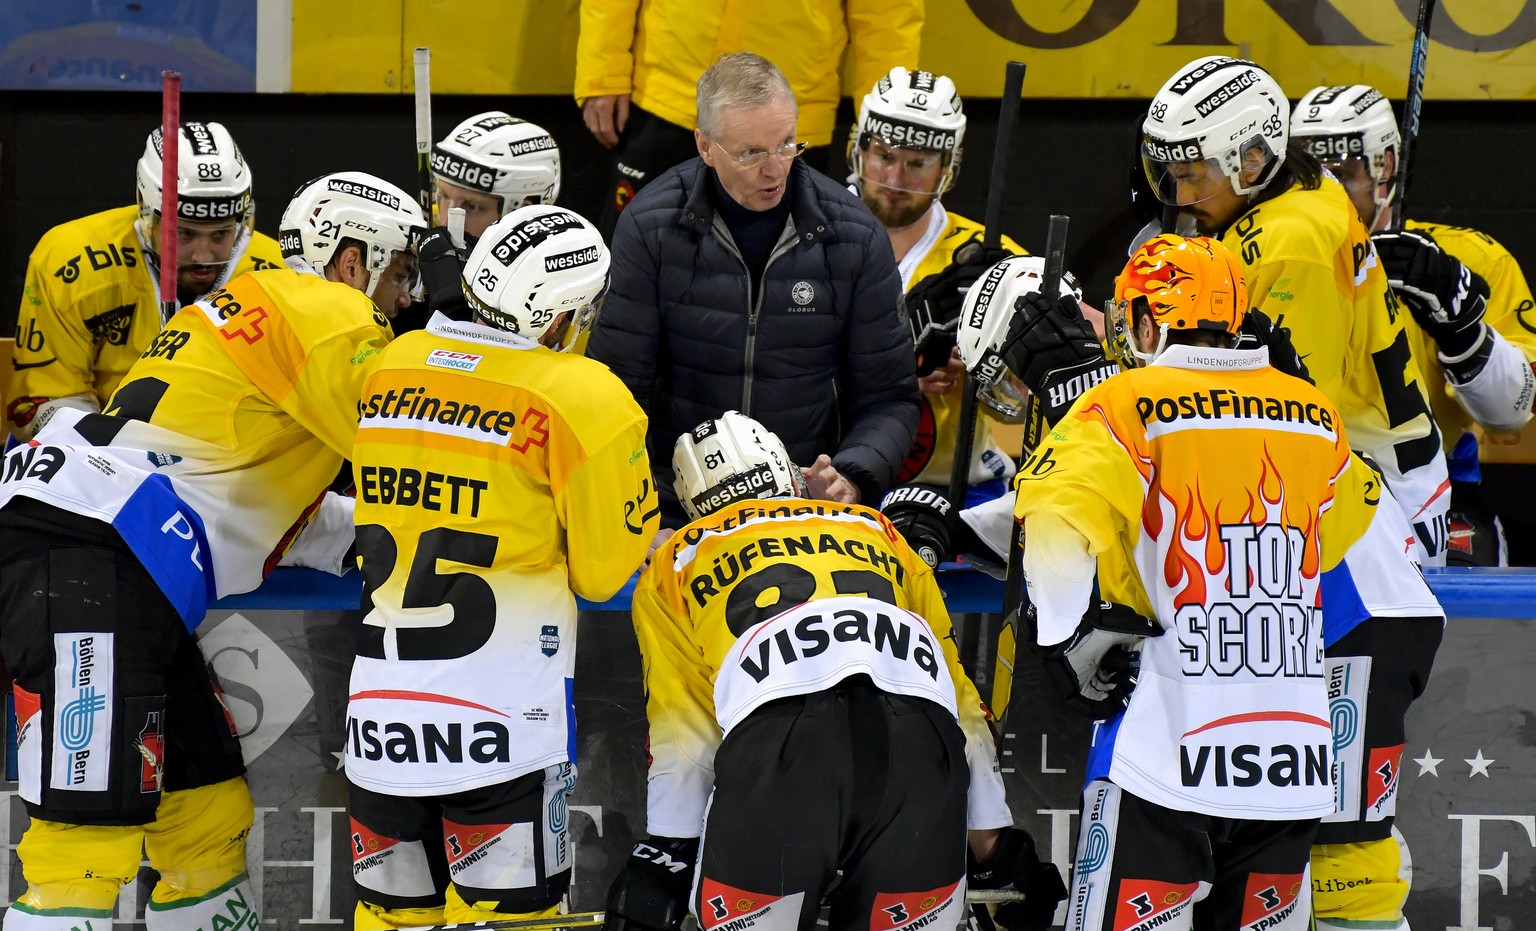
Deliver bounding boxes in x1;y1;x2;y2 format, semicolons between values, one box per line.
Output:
697;676;970;931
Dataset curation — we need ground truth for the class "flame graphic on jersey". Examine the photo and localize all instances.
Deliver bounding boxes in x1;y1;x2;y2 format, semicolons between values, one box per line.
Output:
1139;440;1323;610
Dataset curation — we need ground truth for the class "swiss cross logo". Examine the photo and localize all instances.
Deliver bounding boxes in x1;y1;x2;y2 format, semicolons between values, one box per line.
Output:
508;406;551;453
219;305;269;344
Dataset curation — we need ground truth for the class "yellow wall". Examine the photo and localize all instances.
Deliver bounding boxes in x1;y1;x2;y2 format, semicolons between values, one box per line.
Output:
290;0;1536;99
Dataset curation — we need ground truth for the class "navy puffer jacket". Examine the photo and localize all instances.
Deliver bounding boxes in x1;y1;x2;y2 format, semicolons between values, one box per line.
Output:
588;157;918;526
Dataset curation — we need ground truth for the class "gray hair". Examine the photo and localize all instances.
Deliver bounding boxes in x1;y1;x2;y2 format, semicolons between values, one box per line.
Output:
696;52;795;138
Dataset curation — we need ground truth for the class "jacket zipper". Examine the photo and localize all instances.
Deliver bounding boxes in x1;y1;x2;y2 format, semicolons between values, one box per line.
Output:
715;215;800;416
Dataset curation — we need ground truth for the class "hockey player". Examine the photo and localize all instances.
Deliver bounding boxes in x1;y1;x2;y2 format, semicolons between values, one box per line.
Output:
0;170;425;930
1141;57;1451;566
603;411;1065;931
1284;84;1471;931
1291;84;1536;565
7;120;284;438
959;238;1447;931
414;111;563;322
1006;235;1379;930
345;206;656;930
847;66;1024;565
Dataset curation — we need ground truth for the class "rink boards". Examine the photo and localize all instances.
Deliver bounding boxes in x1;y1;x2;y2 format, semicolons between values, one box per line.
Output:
0;567;1530;929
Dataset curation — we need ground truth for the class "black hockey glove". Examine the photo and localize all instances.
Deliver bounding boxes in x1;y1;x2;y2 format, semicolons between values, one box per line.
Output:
604;836;699;931
1038;600;1162;719
1236;308;1312;384
879;484;953;568
1373;229;1489;357
908;237;1015;376
1000;290;1118;428
967;827;1068;931
416;227;473;320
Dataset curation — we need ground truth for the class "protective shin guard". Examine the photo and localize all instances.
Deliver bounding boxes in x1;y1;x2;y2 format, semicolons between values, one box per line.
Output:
353;901;446;930
143;874;257;931
444;885;561;925
1311;839;1410;929
3;903;114;930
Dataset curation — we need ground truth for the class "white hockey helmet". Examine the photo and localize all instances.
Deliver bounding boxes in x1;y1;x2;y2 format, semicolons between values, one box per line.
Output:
134;121;254;247
1142;56;1289;205
460;205;608;351
1291;85;1400;231
673;411;810;521
278;172;427;301
432;112;561;213
956;255;1085;421
851;66;966;196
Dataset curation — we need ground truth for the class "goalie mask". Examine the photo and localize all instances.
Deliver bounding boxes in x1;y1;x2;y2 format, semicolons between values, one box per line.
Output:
460;205;608;351
1142;57;1288;209
956;255;1085;421
134;121;254;288
1106;234;1247;366
433;112;561;218
278;172;427;302
851;66;965;200
1291;84;1400;232
674;412;809;521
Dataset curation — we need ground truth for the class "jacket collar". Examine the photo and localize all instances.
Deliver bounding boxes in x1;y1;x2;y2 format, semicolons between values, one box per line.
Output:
682;158;833;245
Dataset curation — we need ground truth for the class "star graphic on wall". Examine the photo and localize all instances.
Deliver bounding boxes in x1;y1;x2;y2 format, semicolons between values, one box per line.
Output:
1412;750;1441;776
1466;750;1495;778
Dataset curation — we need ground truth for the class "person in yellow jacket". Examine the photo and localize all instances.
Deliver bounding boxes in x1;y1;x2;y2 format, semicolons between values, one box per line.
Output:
7;121;285;439
604;410;1065;931
1292;83;1536;566
0;170;425;931
575;0;921;235
1141;56;1451;567
345;205;658;930
1012;236;1378;931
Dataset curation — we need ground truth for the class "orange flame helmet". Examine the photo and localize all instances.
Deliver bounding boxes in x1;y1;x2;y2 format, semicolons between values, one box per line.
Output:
1115;234;1248;337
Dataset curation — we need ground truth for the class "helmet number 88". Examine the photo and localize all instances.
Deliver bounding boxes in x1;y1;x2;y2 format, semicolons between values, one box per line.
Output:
197;162;223;181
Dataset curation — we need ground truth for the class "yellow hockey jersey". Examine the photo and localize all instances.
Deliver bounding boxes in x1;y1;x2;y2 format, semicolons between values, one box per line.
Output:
8;204;284;436
0;266;391;623
1222;177;1446;561
1014;345;1376;818
346;314;657;795
898;208;1024;488
632;499;1011;838
1403;220;1536;445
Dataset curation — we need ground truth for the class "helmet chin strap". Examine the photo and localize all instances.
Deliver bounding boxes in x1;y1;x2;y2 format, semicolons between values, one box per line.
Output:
1131;324;1171;366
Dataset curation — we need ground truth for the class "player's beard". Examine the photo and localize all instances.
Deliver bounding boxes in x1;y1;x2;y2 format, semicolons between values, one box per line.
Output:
861;182;935;231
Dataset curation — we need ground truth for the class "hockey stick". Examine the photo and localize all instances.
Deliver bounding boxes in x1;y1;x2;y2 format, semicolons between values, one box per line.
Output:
414;46;434;221
947;60;1025;524
404;889;1028;931
1387;0;1436;231
989;214;1069;722
158;70;181;323
408;910;605;931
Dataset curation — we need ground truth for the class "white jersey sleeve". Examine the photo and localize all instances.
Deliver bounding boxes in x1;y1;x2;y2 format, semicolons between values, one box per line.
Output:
1445;326;1536;434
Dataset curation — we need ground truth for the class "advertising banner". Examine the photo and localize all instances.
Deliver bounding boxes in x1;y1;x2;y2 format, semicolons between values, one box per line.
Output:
1;598;1527;927
3;1;1531;98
